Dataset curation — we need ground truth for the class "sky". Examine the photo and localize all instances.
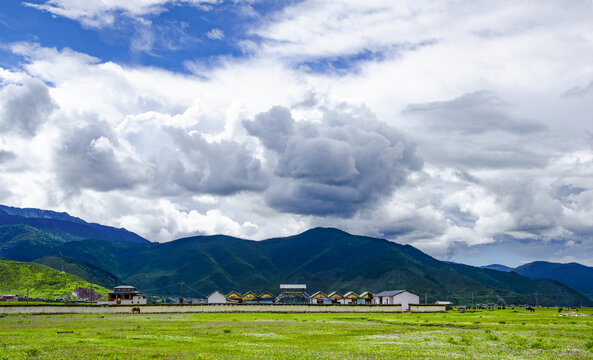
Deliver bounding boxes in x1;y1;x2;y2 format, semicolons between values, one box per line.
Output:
0;0;592;267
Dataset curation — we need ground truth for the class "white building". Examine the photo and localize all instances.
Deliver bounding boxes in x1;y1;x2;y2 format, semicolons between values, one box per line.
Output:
98;285;146;305
207;291;227;304
372;290;419;312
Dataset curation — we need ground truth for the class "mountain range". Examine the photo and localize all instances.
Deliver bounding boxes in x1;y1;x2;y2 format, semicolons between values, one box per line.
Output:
0;204;591;306
483;261;593;300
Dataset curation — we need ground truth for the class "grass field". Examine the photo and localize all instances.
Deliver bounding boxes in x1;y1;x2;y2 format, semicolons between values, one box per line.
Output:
1;308;592;359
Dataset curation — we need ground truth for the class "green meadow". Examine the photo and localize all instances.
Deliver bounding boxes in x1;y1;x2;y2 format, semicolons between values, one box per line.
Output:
1;308;592;359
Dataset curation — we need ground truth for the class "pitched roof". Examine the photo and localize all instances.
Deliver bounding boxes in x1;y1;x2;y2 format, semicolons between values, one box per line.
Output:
207;290;225;297
374;290;406;297
310;291;328;298
242;291;257;299
259;291;275;298
328;291;343;298
344;291;358;298
226;291;242;298
359;291;372;298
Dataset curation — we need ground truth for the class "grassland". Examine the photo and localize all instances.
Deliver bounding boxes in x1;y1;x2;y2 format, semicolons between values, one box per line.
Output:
0;260;109;300
1;308;592;359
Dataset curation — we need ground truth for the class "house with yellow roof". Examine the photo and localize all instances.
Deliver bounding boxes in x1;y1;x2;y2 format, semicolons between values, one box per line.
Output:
226;291;242;303
328;291;345;304
343;291;359;304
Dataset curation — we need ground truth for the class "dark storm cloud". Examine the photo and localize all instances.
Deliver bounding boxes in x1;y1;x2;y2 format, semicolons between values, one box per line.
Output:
243;105;422;217
162;126;269;195
405;91;546;134
0;79;57;137
55;121;145;192
0;150;16;164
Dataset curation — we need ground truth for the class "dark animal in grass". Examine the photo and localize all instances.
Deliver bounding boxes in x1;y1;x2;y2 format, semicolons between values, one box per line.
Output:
131;307;141;314
558;308;563;313
525;306;535;312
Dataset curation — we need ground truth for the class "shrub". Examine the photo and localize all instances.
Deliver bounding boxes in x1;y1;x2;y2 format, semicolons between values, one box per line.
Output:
223;329;231;334
24;348;41;357
485;334;499;341
584;339;593;351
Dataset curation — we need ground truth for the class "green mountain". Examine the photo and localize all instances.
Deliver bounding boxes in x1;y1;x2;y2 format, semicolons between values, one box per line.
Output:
0;206;589;306
514;261;593;299
0;259;109;300
1;223;588;306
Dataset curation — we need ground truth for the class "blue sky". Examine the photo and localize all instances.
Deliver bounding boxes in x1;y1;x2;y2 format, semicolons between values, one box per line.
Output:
1;0;593;267
0;1;299;72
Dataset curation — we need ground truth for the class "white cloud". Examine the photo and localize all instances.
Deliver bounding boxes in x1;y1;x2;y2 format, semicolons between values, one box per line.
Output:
206;28;224;40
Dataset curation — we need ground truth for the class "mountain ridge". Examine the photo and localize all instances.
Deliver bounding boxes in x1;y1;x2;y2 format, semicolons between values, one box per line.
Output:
0;207;590;306
0;205;149;244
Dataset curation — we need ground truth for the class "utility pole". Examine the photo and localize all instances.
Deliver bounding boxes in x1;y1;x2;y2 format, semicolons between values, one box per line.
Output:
535;293;539;307
179;281;184;303
425;292;427;304
472;292;474;307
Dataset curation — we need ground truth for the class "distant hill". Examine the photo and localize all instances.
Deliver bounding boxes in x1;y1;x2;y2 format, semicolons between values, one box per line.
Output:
0;205;149;244
0;259;109;300
514;261;593;299
481;264;513;272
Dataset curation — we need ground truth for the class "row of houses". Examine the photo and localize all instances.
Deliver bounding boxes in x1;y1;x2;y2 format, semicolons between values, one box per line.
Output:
208;285;422;312
86;284;427;312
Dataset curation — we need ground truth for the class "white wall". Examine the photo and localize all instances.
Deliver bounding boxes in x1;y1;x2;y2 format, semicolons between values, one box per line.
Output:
393;292;419;312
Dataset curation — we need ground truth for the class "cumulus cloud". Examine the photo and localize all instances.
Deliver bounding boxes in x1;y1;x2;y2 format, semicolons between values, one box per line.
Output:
0;79;57;137
55;120;146;192
244;105;422;216
161;126;269;195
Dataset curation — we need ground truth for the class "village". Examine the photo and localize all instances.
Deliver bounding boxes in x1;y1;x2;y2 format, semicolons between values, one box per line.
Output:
88;284;450;313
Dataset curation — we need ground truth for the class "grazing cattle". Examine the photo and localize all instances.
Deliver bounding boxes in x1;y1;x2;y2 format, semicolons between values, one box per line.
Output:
558;308;563;313
132;307;141;314
525;306;535;312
